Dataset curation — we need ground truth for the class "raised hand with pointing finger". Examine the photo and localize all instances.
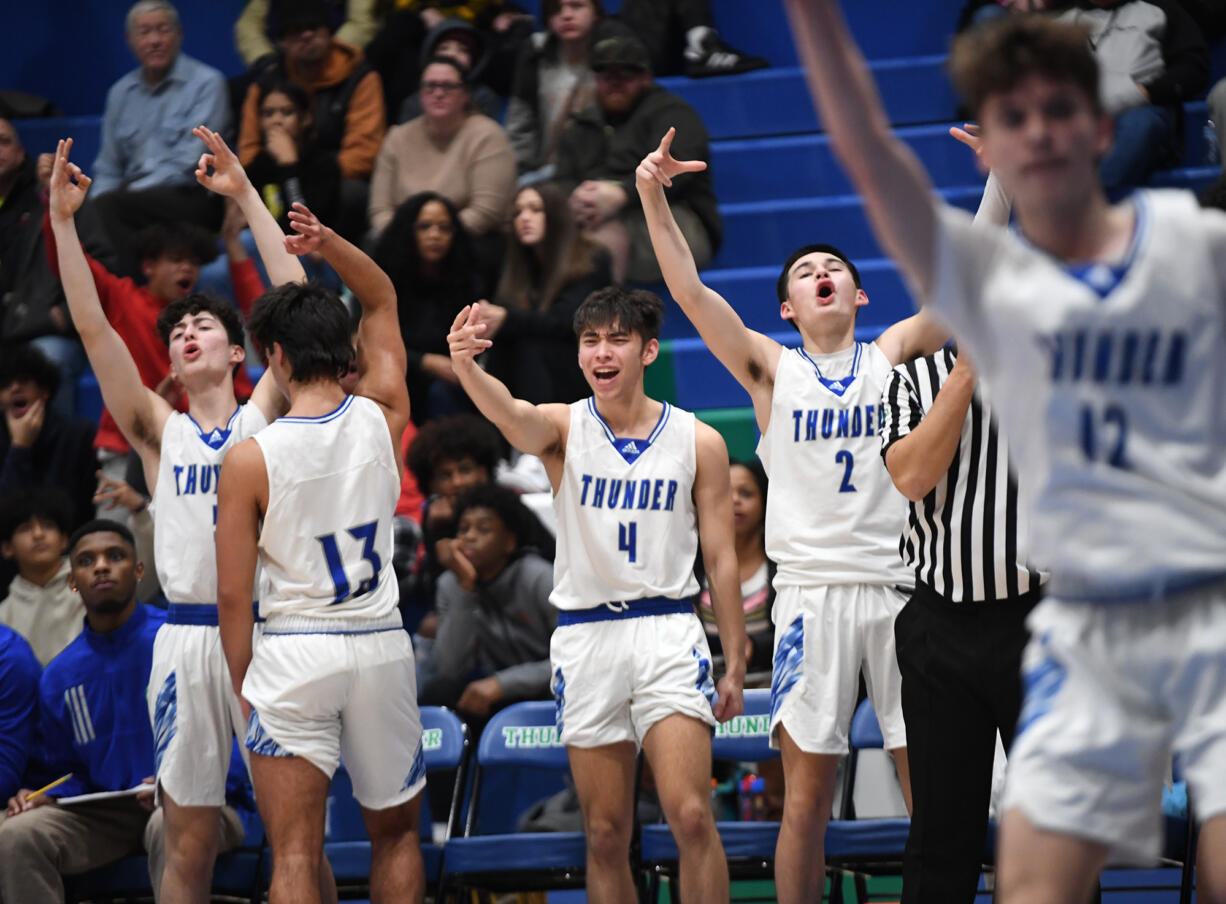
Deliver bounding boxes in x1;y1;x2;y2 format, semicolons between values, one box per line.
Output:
447;305;493;371
636;127;709;189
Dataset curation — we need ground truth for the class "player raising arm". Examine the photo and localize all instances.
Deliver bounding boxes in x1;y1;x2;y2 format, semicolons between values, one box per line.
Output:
449;292;744;904
782;4;1226;904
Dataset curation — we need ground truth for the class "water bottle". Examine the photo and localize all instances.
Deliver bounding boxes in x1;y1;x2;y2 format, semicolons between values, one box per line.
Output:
1205;120;1220;167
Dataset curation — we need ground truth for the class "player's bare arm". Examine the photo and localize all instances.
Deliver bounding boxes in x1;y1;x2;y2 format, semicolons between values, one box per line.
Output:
783;0;939;298
447;305;569;482
884;352;976;501
287;202;411;445
215;438;268;713
692;421;745;723
875;309;949;368
636;129;781;429
194;126;305;288
49;139;171;477
194;125;303;424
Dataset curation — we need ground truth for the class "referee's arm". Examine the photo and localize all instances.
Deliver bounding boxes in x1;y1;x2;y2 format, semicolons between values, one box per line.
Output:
882;352;975;501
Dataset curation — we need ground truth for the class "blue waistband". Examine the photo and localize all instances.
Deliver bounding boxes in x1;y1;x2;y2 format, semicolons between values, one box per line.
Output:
167;604;218;626
166;602;264;626
556;596;694;626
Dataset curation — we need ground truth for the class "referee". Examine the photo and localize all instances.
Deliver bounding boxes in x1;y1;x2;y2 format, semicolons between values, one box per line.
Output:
880;345;1045;904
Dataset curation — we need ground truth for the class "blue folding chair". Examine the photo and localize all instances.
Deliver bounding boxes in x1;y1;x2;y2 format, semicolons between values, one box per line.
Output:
438;700;588;901
825;698;912;904
638;687;779;904
321;706;469;896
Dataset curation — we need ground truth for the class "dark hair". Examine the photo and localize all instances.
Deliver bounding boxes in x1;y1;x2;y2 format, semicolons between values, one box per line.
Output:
949;15;1100;119
497;183;599;313
133;222;219;268
573;286;664;343
421;55;471;86
67;519;136;557
543;0;605;19
0;344;61;399
776;243;861;303
453;482;529;544
730;457;768;513
373;192;477;298
406;414;501;491
0;488;74;545
247;281;355;384
272;0;334;37
156;293;247;349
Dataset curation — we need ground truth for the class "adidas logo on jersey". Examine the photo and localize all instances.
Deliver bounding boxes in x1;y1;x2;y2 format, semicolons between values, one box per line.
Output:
621;441;639;454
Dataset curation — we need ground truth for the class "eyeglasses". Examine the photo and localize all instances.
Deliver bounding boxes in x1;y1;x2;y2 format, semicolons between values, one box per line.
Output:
133;23;176;39
421;81;466;95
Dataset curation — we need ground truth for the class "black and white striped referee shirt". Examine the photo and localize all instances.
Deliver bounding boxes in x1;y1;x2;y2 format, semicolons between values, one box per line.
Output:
881;346;1046;603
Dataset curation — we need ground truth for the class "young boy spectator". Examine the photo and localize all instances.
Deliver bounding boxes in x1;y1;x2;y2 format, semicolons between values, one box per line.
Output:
423;483;558;717
0;491;83;666
0;625;40;803
0;346;98;529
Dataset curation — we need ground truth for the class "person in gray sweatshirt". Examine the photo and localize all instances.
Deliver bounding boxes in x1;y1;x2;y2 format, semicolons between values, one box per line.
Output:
423;481;557;718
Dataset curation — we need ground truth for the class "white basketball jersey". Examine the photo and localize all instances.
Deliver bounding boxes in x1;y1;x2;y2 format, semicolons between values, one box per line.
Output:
153;404;269;604
254;395;401;624
930;191;1226;602
551;399;701;610
757;342;911;589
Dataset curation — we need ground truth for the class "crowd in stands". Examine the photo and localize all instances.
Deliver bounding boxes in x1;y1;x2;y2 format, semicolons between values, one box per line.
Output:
1;0;1224;895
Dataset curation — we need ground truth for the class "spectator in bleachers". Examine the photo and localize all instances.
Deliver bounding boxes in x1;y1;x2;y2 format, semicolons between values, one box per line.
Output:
243;78;341;234
480;183;612;404
0;520;251;904
422;482;557;717
697;459;775;679
506;0;605;182
91;1;231;278
392;18;504;124
237;0;386;242
0;625;40;804
0;124;109;418
0;346;98;531
373;192;487;423
368;56;517;242
0;490;83;667
91;474;160;605
1059;0;1210;190
234;0;384;71
616;0;768;78
553;31;722;282
42;212;255;493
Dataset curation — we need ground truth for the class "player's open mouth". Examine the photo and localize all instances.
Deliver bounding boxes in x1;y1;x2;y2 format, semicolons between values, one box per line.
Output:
817;282;835;300
183;343;201;360
593;368;618;383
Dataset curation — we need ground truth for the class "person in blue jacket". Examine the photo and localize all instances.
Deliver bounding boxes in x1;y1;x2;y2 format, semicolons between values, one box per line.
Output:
0;519;254;903
0;624;40;802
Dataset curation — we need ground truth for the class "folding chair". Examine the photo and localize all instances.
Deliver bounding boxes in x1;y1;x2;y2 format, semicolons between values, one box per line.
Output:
321;706;469;897
638;687;779;904
438;700;588;901
825;698;911;904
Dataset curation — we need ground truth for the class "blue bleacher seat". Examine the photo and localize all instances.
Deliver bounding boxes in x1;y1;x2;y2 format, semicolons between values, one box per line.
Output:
439;701;587;900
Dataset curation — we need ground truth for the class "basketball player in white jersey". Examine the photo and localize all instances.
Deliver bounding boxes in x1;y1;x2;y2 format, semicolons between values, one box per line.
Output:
447;287;746;904
636;129;946;901
781;4;1226;903
47;131;320;904
215;201;421;904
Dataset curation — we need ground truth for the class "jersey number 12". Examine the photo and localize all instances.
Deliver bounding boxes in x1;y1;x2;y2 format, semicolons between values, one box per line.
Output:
317;521;382;605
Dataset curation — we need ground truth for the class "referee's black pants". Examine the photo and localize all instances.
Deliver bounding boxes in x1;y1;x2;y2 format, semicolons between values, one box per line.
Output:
893;580;1040;904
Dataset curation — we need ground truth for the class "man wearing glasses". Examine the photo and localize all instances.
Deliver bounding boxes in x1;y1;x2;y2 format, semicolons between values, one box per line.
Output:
91;0;232;276
553;30;722;284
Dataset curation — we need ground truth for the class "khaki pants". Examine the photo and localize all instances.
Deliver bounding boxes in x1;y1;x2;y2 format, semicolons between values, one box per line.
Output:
624;203;714;283
0;798;243;903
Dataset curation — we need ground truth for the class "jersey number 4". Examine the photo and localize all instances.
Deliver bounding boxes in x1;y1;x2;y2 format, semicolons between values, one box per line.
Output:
619;522;638;564
317;521;382;605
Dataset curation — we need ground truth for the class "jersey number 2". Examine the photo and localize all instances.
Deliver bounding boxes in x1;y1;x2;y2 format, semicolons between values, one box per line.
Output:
317;521;382;605
835;450;857;493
